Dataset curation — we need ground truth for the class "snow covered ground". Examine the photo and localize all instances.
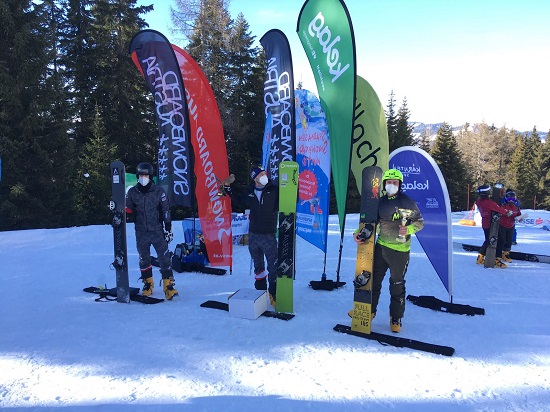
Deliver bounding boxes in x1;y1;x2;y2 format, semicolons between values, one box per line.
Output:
1;210;549;411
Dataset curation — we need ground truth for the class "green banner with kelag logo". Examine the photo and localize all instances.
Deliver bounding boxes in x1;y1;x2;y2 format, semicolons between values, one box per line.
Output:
297;0;356;235
351;76;389;193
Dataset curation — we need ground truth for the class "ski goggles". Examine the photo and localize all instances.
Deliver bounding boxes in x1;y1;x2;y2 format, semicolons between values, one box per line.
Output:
505;191;516;201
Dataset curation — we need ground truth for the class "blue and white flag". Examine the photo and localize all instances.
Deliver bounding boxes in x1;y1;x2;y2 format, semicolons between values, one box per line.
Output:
389;146;453;298
295;89;330;253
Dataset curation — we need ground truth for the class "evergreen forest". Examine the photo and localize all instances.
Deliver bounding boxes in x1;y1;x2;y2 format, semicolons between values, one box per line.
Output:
1;0;549;231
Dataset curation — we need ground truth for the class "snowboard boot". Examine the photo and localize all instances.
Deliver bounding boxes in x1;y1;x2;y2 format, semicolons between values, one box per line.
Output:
140;265;154;296
494;258;508;269
268;282;276;307
390;317;402;333
254;270;267;290
162;277;179;300
141;276;154;297
501;251;512;263
476;253;485;265
269;293;276;307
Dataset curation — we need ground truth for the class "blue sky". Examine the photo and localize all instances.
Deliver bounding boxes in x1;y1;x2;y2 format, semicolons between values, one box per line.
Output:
137;0;549;132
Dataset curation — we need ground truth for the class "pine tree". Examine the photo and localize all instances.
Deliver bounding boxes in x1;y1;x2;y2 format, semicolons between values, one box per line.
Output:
58;0;95;147
84;0;157;168
525;128;543;208
430;122;470;211
509;133;528;200
417;129;431;153
493;125;517;186
385;90;398;153
510;128;542;209
538;132;550;209
185;0;233;101
393;97;414;150
456;122;496;187
75;107;118;224
224;13;264;185
0;0;75;229
173;1;264;188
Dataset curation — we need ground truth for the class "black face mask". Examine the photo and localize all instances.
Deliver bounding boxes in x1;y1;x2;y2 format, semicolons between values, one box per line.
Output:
138;180;152;193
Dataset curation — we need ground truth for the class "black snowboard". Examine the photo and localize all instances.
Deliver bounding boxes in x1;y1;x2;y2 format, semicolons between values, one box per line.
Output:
333;324;455;356
83;286;164;304
462;244;550;264
110;161;130;302
484;183;504;268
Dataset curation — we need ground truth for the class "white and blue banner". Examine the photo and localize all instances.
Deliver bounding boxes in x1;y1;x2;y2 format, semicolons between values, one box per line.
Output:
260;29;295;184
231;213;249;236
261;112;272;171
295;89;330;253
389;146;453;298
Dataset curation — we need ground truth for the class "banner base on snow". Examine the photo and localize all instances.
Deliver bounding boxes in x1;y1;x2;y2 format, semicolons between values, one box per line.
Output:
309;279;346;291
407;295;485;316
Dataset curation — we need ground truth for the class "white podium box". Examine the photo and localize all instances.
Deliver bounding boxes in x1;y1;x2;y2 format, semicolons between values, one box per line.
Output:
228;288;267;320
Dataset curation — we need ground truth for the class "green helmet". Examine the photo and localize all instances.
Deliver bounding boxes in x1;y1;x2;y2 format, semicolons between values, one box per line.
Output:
382;169;403;183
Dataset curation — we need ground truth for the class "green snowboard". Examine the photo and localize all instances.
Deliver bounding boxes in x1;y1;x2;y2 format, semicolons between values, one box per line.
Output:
275;161;299;313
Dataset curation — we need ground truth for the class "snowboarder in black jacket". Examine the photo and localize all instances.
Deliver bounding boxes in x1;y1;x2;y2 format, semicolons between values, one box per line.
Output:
126;162;178;300
225;165;279;303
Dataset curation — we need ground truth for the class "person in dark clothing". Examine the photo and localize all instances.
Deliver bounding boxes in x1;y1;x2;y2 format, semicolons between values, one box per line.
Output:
353;169;424;333
499;189;521;262
225;165;279;303
502;188;521;245
126;162;178;300
475;184;513;268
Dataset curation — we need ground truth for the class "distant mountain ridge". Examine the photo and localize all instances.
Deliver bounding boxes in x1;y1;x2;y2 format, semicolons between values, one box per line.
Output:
411;122;547;142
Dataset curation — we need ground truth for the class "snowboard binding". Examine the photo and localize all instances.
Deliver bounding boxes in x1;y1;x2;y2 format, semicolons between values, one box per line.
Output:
356;223;374;242
111;210;123;228
353;270;371;289
111;251;125;270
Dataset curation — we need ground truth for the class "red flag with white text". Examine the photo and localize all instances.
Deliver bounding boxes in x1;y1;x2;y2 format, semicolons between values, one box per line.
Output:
172;45;232;267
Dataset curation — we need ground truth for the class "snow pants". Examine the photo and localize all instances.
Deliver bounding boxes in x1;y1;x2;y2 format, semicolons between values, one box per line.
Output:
136;230;173;279
248;232;278;290
500;226;515;252
371;243;410;319
479;227;504;258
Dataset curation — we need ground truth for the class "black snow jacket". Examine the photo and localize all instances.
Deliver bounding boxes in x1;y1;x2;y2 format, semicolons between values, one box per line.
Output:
230;181;279;234
126;183;171;233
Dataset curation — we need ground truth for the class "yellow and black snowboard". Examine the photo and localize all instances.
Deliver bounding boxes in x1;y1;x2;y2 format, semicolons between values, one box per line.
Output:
351;166;382;334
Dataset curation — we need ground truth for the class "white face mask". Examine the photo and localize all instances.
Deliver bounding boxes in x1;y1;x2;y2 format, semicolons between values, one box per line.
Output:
385;183;399;195
258;175;269;186
138;176;150;186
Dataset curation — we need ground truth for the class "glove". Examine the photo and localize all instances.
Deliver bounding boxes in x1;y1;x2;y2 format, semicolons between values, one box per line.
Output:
164;230;174;244
223;185;232;195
